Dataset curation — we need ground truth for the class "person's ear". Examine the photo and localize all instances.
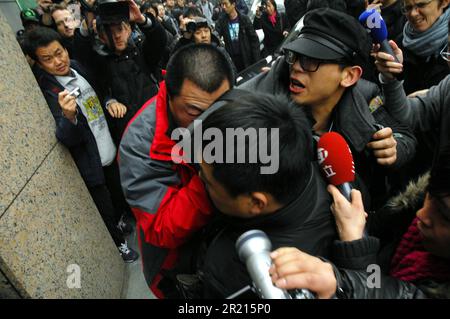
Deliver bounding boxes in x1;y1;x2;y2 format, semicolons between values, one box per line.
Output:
440;0;450;10
340;66;362;88
248;192;269;216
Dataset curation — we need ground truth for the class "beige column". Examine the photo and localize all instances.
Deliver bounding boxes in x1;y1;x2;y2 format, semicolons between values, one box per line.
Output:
0;10;125;299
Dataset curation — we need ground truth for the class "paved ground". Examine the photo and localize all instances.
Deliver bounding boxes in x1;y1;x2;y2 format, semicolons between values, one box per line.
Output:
121;222;156;299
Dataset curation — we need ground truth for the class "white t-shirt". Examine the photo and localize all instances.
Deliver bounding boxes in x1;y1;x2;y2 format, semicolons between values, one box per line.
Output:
56;69;116;166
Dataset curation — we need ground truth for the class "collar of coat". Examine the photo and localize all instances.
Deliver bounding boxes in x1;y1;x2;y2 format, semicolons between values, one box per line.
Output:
147;81;183;162
34;60;87;98
221;163;332;231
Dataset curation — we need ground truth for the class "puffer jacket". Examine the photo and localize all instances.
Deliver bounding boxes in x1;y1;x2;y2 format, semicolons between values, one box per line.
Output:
118;82;213;298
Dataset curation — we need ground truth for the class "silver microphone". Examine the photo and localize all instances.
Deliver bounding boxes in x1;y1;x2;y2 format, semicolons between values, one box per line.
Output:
236;230;291;299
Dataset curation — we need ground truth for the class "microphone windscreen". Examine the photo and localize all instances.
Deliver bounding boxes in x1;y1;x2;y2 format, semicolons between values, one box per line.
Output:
317;132;355;186
358;9;388;43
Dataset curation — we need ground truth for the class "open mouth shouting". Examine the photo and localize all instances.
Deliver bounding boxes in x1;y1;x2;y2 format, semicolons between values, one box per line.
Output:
289;78;306;94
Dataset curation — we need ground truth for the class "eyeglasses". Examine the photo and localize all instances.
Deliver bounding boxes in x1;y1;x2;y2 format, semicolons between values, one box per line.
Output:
285;50;347;72
401;0;435;14
440;43;450;62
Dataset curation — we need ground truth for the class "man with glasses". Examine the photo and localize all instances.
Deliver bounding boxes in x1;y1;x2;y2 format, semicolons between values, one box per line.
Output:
241;8;417;210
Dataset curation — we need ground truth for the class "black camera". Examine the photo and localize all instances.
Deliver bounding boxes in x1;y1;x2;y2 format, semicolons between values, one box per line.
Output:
186;17;209;33
259;0;267;11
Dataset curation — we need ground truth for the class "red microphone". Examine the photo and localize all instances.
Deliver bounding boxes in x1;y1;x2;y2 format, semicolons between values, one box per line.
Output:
317;132;355;201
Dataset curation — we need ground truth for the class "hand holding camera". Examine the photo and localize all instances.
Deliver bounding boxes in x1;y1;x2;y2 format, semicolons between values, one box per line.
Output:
256;1;267;18
58;89;78;122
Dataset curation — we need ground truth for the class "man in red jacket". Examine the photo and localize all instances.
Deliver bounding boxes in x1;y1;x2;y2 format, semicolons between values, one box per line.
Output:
118;44;233;298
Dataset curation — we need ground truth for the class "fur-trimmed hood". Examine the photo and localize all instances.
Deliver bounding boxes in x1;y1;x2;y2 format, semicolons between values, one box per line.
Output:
384;172;429;214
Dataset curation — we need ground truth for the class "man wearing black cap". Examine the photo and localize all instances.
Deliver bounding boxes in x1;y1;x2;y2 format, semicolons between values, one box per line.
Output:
241;8;417;210
77;0;167;143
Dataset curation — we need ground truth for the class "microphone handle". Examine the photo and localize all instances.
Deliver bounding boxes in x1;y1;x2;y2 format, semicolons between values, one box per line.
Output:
337;183;352;202
380;39;400;63
337;183;369;238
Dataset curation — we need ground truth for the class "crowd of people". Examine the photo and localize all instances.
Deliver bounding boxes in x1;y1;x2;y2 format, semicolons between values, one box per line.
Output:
15;0;450;299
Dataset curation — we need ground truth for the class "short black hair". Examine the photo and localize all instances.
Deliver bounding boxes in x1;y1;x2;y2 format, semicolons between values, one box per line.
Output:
201;93;314;206
166;43;234;97
23;26;65;61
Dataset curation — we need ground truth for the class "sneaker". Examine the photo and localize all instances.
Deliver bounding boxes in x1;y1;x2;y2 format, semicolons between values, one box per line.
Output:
118;242;139;263
117;214;133;236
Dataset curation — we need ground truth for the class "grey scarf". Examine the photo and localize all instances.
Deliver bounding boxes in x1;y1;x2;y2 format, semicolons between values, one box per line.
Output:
403;9;450;58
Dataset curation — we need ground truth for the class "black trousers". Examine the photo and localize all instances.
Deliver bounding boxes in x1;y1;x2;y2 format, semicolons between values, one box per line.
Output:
87;161;131;246
103;160;132;220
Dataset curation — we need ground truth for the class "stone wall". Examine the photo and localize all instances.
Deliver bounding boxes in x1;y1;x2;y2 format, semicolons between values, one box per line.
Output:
0;9;125;299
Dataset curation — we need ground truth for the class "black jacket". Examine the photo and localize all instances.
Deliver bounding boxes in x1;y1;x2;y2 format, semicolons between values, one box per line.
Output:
332;176;449;299
400;43;450;95
215;11;260;71
199;164;337;298
253;11;290;55
284;0;349;26
78;14;167;143
333;266;427;298
284;0;308;27
240;56;417;210
33;60;107;187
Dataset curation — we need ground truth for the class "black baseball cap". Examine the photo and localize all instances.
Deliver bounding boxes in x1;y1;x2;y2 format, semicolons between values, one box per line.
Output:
283;8;372;66
97;1;130;25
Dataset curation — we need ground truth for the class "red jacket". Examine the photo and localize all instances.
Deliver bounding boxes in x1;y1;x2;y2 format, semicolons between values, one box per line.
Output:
119;82;212;297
